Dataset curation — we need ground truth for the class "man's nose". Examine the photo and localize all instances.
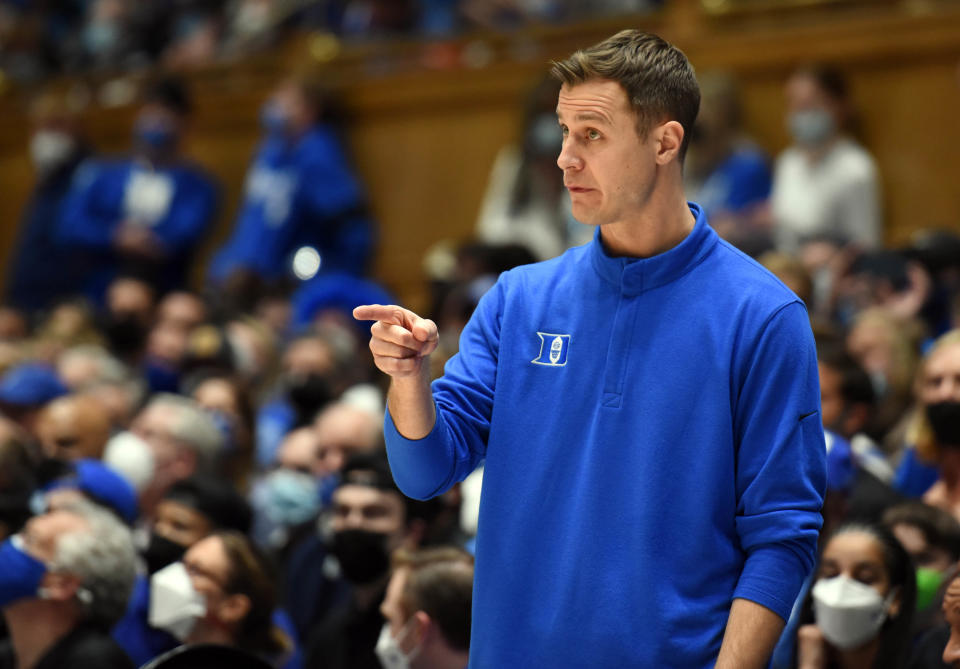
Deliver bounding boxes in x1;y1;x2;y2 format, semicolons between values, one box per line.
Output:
557;138;581;172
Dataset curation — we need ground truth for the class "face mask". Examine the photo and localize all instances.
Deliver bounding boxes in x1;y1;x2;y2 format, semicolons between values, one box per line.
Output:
916;566;945;611
149;562;206;641
813;575;894;650
104;313;147;359
135;119;178;151
261;102;290;137
0;535;47;609
330;529;391;585
374;620;421;669
83;20;119;56
788;109;836;147
142;532;188;575
262;469;321;527
927;401;960;446
287;374;334;423
103;431;155;493
30;131;75;174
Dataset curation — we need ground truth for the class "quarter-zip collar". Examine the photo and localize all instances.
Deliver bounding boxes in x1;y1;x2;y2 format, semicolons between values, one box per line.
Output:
590;202;718;296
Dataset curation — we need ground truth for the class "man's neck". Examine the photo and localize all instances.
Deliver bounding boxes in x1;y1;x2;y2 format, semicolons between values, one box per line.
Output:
414;644;469;669
187;622;235;647
5;602;76;669
599;189;696;259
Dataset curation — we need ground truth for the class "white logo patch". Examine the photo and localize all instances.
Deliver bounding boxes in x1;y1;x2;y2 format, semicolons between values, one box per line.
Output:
532;332;571;367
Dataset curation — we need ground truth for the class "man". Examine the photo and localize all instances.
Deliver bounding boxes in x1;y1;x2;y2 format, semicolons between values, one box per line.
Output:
36;394;113;461
291;453;433;667
355;30;825;667
0;363;69;438
58;77;218;302
0;502;136;668
377;547;473;669
130;394;224;518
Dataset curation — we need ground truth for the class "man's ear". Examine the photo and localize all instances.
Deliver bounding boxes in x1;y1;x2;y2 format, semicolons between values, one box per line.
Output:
655;121;685;166
216;593;252;625
39;571;81;602
410;610;432;648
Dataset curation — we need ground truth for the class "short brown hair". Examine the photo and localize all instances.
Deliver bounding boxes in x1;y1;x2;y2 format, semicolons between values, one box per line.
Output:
551;30;700;160
392;546;474;651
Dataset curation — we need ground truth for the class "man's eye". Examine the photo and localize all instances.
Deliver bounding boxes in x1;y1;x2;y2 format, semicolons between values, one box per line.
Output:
587;129;601;140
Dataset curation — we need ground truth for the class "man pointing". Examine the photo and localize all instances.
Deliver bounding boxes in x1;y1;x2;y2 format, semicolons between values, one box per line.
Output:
356;30;825;668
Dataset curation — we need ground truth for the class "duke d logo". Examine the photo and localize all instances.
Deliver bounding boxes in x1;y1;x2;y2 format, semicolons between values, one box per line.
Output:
532;332;571;367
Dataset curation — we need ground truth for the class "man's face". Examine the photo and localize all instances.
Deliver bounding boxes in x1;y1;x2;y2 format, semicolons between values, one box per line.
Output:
315;406;377;475
331;484;407;552
556;79;657;227
21;510;88;563
36;396;111;461
156;293;206;333
277;427;323;476
380;566;411;636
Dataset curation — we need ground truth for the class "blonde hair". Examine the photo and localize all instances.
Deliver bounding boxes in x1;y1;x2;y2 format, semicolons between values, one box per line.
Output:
911;329;960;462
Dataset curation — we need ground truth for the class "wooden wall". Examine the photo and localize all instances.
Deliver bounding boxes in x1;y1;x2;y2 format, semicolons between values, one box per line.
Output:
0;0;958;312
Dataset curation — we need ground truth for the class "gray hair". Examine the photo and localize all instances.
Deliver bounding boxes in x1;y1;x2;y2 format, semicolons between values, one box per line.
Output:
147;393;224;470
48;501;137;627
60;345;129;385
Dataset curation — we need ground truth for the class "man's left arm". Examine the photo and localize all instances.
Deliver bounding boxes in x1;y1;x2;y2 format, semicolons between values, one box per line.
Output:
724;301;827;667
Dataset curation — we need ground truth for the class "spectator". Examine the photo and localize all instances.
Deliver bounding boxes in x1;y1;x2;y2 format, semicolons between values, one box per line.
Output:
377;546;473;669
208;76;374;293
770;65;882;254
0;362;69;438
114;475;253;667
796;523;915;669
894;331;960;519
35;458;140;526
907;574;960;669
313;400;383;476
100;276;156;364
36;394;113;461
0;502;137;669
284;452;432;658
58;76;218;302
685;72;772;254
883;502;960;615
149;531;293;666
255;333;345;468
130;394;224;517
5;91;90;314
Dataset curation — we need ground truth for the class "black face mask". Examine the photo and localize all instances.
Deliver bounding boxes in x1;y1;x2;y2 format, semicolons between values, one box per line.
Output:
287;374;334;424
142;532;188;575
104;313;148;359
928;401;960;446
330;529;390;585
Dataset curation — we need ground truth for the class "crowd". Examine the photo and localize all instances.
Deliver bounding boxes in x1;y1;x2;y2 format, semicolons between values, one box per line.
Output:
0;31;958;669
0;0;664;83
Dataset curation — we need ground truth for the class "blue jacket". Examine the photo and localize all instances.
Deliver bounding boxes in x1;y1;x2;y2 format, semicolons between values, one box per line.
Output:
385;204;826;668
58;157;218;299
209;125;373;284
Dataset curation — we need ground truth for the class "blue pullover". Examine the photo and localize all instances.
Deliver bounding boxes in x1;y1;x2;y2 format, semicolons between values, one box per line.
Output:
208;125;373;284
58;157;217;299
385;204;825;668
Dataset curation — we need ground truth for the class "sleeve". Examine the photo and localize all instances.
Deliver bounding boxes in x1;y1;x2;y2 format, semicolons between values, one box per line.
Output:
731;300;826;622
153;172;219;253
57;161;118;249
384;279;503;500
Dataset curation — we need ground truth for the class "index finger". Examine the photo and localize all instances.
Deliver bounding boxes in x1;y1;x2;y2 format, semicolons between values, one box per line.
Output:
353;304;414;328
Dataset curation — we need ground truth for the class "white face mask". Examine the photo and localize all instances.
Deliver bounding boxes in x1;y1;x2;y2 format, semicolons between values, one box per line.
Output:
30;131;75;173
375;620;421;669
813;575;895;650
148;562;206;642
102;431;155;492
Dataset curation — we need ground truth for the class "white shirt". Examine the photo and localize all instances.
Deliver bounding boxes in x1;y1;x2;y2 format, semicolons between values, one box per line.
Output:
771;137;881;252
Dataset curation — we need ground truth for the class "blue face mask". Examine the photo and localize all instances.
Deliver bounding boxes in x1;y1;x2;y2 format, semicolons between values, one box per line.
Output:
261;102;290;137
135;119;178;151
788;109;836;146
0;536;47;609
262;469;321;527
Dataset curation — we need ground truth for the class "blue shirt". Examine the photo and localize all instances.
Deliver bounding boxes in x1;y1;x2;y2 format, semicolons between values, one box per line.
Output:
692;146;771;218
385;204;825;667
209;125;373;284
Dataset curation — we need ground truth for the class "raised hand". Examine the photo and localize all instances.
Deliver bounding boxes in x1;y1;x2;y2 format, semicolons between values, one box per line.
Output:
353;304;439;379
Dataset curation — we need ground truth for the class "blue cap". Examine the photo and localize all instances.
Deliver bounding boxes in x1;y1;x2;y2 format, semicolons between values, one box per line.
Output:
0;363;69;407
46;459;139;525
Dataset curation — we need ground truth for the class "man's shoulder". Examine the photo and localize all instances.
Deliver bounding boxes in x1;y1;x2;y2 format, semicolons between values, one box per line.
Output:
707;237;805;312
495;243;591;287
